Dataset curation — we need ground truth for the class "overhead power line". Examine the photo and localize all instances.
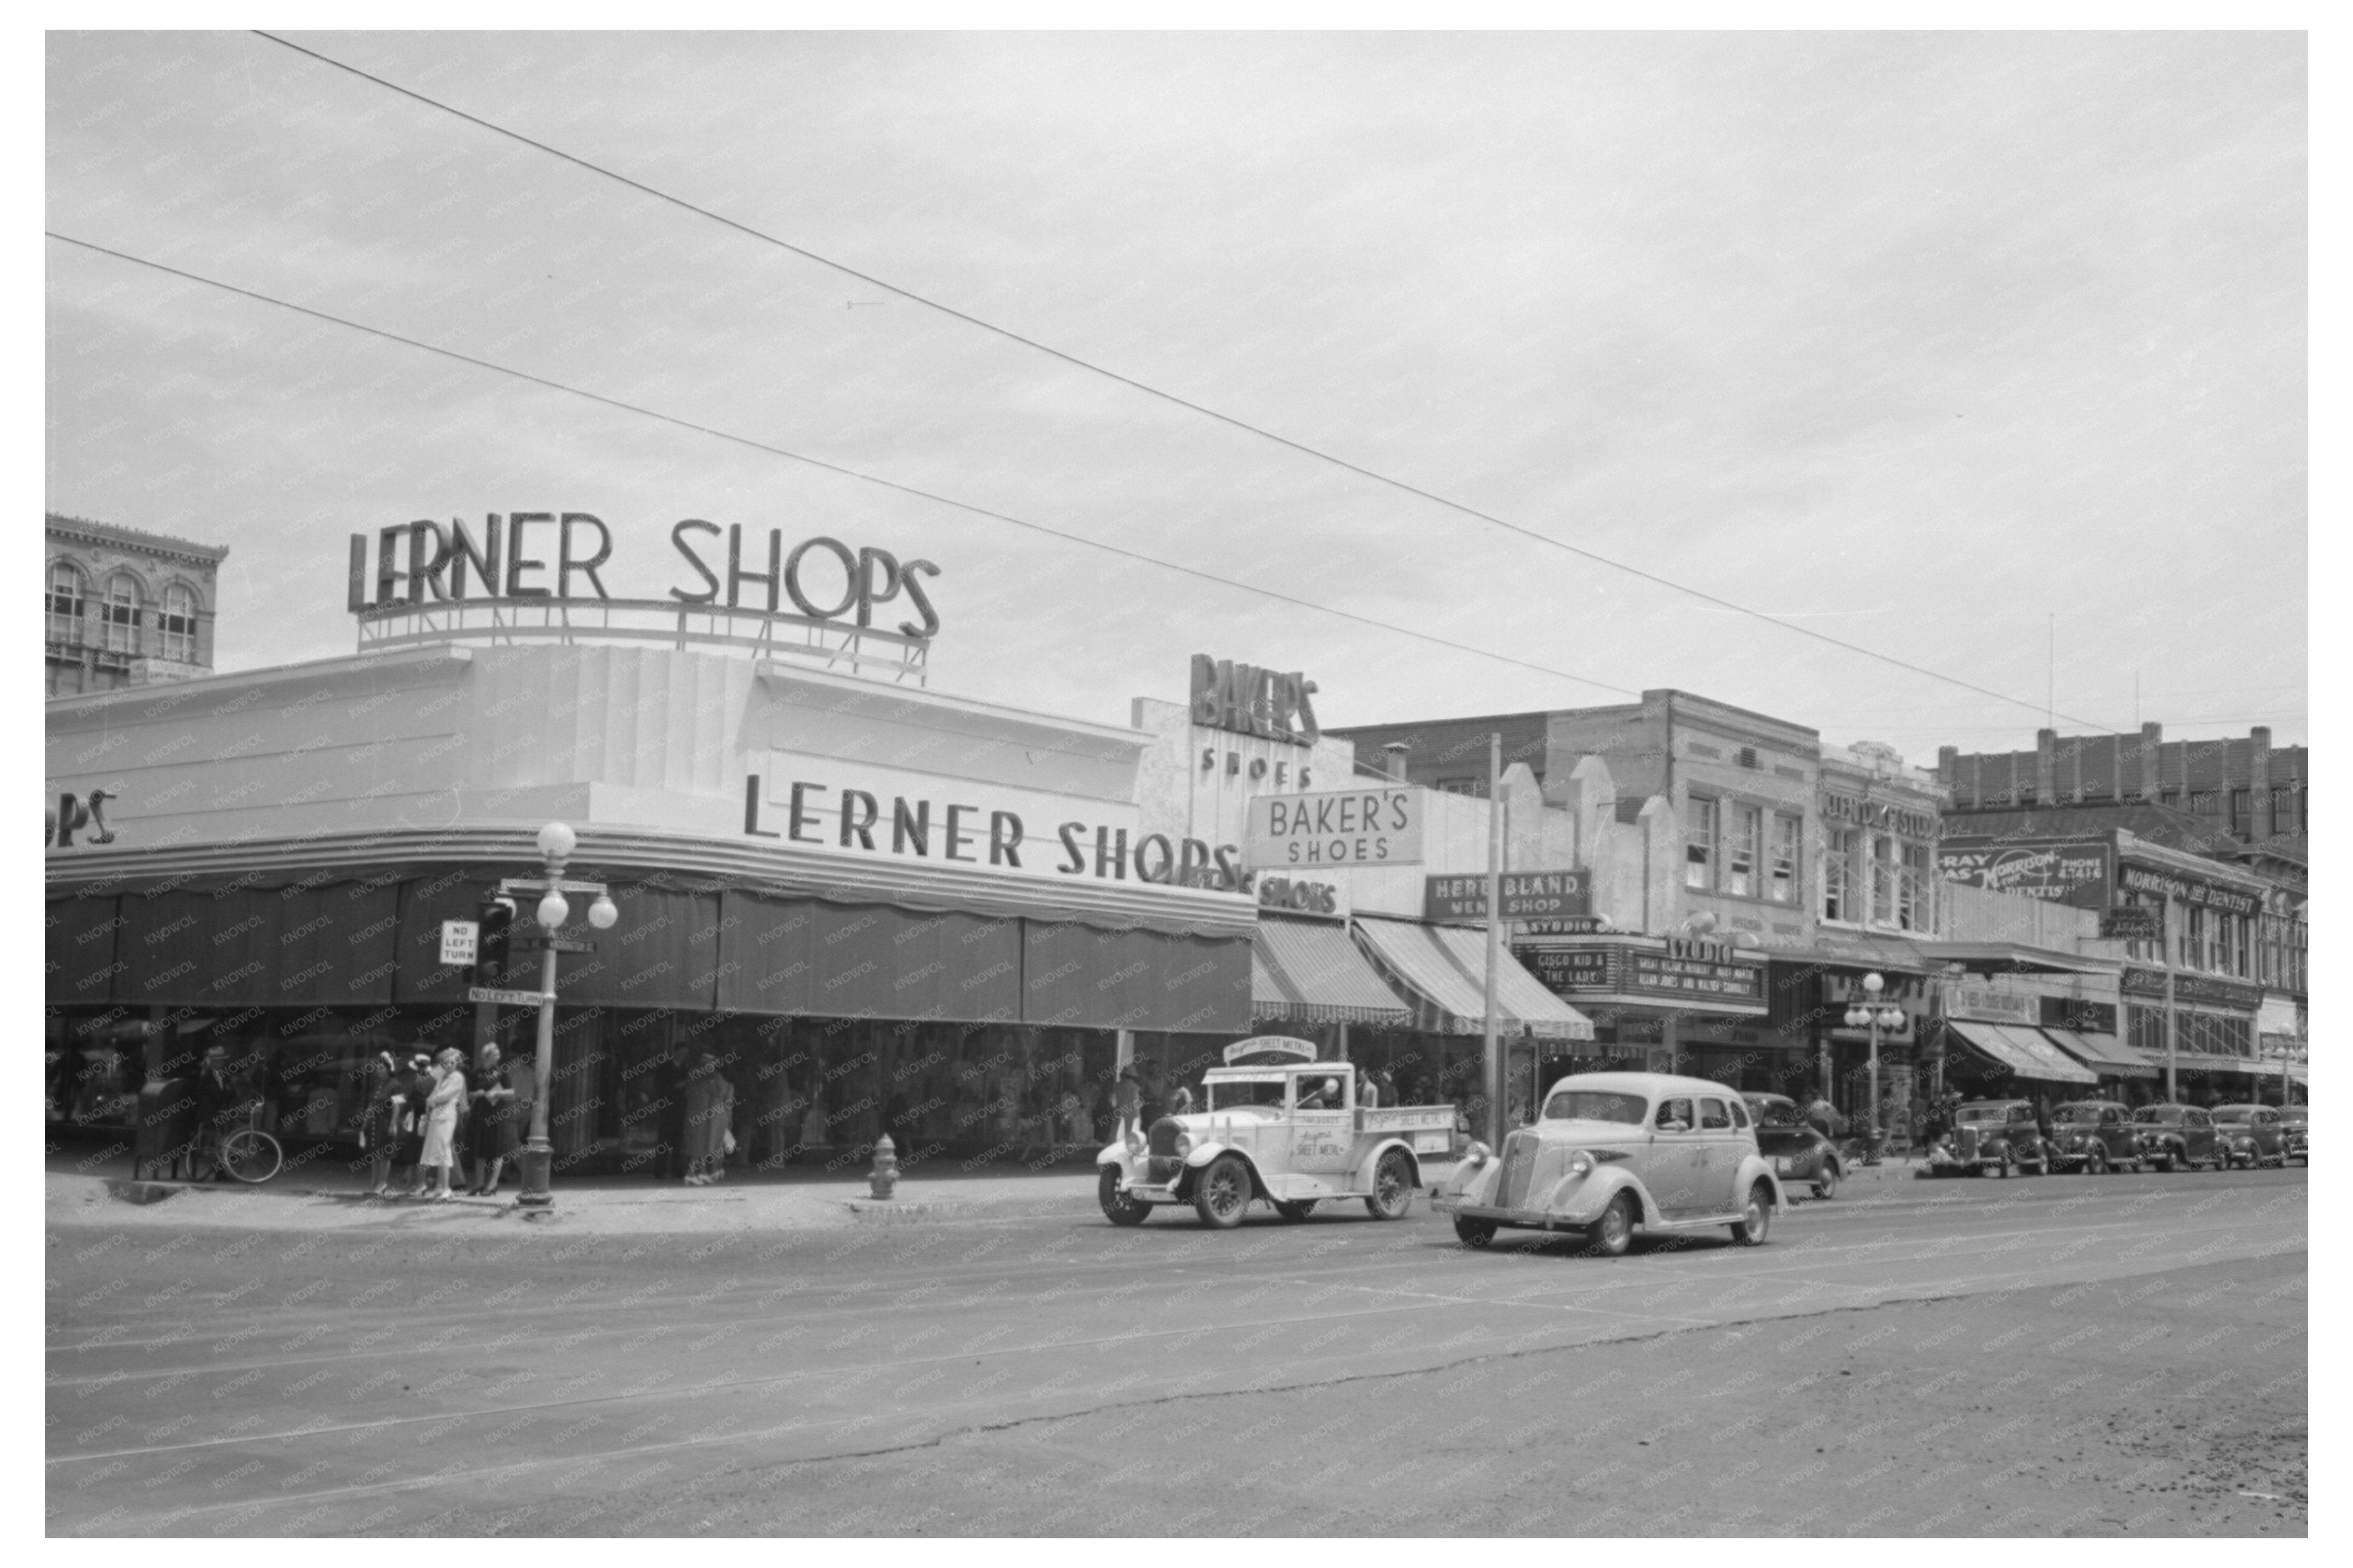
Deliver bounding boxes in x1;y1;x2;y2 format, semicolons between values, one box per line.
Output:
252;28;2119;734
48;230;1640;701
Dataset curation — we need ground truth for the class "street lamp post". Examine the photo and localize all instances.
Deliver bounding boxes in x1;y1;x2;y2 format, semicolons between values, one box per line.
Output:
490;822;619;1213
1843;971;1904;1166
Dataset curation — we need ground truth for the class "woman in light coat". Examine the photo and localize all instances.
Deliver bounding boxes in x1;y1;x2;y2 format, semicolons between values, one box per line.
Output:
682;1050;735;1186
418;1048;466;1201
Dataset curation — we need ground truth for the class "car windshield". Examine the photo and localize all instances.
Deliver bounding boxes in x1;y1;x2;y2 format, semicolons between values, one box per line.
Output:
1957;1105;2012;1124
2280;1108;2308;1123
2051;1105;2098;1124
2132;1107;2182;1125
1541;1091;1648;1125
2211;1108;2250;1123
1748;1099;1803;1128
1207;1078;1289;1112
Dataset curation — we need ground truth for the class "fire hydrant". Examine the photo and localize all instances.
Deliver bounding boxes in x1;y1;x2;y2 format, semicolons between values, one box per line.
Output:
868;1133;899;1199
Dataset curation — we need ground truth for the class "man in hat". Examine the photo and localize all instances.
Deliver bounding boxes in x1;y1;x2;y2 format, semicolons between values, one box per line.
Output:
191;1045;246;1181
1114;1065;1143;1149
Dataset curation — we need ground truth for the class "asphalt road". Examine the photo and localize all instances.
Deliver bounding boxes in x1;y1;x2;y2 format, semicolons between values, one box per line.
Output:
47;1165;2307;1536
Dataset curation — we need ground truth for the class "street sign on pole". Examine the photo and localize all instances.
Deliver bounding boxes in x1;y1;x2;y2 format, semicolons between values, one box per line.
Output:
512;935;599;954
467;985;551;1008
439;920;479;967
497;877;612;897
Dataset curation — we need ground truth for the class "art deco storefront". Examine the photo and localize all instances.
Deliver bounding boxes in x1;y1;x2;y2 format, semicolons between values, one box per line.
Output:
46;568;1254;1173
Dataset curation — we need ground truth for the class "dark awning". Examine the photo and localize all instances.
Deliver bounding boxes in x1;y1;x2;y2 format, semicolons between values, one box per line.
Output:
1918;941;2119;976
1946;1020;2098;1085
2042;1028;2158;1080
1251;918;1411;1028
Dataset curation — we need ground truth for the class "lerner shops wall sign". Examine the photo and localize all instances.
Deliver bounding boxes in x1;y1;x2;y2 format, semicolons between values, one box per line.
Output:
347;515;943;639
743;762;1339;912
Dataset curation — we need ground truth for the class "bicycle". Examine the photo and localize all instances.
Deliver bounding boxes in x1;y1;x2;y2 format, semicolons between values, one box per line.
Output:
190;1103;283;1185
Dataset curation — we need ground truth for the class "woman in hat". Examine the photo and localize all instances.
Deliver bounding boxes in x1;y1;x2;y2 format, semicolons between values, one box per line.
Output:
357;1048;401;1197
417;1047;466;1201
394;1052;433;1196
682;1048;734;1186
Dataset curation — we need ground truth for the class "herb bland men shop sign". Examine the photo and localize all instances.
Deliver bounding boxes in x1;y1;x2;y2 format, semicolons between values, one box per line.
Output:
1424;871;1590;922
744;758;1341;914
348;515;943;639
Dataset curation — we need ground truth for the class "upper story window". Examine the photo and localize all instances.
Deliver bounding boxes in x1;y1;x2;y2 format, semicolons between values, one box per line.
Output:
158;584;197;661
101;573;142;655
1685;797;1717;890
1822;828;1855;923
46;562;84;644
1725;805;1761;898
1769;813;1800;904
1869;835;1897;926
1897;843;1931;932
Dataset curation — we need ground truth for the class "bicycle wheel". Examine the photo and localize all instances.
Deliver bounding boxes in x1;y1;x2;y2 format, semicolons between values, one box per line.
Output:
222;1129;283;1185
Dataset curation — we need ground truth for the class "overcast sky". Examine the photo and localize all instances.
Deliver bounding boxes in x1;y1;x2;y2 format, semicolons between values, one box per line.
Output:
45;30;2306;758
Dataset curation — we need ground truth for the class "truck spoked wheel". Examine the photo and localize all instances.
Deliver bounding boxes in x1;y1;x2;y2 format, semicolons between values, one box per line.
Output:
1452;1216;1497;1248
1193;1154;1253;1228
1098;1165;1151;1226
1363;1149;1413;1220
1273;1200;1317;1223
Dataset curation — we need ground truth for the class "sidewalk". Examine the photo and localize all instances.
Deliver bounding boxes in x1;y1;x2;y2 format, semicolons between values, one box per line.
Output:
43;1139;1112;1236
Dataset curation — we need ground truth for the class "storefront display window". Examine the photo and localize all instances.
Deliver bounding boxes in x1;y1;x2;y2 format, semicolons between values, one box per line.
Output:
1686;797;1717;890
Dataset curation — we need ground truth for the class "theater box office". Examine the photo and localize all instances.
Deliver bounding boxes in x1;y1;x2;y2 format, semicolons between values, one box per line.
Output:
46;630;1254;1174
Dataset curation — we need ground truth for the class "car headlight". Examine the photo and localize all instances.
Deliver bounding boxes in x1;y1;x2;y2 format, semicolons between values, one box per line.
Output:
1567;1151;1595;1177
1173;1132;1192;1157
1465;1141;1491;1165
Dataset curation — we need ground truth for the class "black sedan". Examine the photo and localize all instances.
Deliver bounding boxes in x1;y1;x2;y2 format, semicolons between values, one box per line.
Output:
1742;1094;1844;1200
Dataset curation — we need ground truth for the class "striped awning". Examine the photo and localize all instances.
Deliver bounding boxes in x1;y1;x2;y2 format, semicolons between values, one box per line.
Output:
1352;917;1594;1040
2043;1028;2159;1080
1947;1021;2098;1086
1250;917;1411;1028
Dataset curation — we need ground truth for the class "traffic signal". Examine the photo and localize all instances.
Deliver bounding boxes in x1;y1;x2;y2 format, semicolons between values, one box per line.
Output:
474;896;515;986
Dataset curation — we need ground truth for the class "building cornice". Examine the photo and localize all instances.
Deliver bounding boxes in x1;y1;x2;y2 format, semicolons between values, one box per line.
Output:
46;513;231;568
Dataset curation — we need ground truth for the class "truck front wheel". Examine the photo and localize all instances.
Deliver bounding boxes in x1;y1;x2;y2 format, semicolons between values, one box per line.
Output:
1099;1165;1150;1226
1194;1154;1254;1228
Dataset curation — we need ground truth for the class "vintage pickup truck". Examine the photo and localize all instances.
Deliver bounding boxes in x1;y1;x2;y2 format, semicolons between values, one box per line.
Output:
1096;1037;1455;1228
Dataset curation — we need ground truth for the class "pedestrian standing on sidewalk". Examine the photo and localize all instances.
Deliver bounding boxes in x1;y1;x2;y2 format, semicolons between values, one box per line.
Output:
358;1049;400;1197
683;1049;734;1185
468;1042;522;1196
417;1048;466;1201
1114;1065;1143;1148
655;1045;689;1180
393;1052;432;1196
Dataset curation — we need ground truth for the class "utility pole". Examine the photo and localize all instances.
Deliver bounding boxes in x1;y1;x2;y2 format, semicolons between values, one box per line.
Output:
1483;732;1505;1152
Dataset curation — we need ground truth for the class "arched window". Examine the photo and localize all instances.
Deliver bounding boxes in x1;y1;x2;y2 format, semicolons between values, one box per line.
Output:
46;561;85;645
102;573;142;655
159;583;198;661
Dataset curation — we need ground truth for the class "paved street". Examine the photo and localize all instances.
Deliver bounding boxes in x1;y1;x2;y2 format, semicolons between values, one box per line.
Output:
47;1163;2304;1536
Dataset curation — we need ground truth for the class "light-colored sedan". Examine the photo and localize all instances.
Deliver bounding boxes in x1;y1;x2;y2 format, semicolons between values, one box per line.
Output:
1435;1071;1787;1256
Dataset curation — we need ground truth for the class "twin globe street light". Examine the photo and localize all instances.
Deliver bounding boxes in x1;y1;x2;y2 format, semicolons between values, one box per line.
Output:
1843;971;1904;1163
511;821;618;1211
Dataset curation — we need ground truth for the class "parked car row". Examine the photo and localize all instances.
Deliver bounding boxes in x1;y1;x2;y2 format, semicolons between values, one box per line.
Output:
1925;1098;2304;1176
1096;1045;2306;1259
